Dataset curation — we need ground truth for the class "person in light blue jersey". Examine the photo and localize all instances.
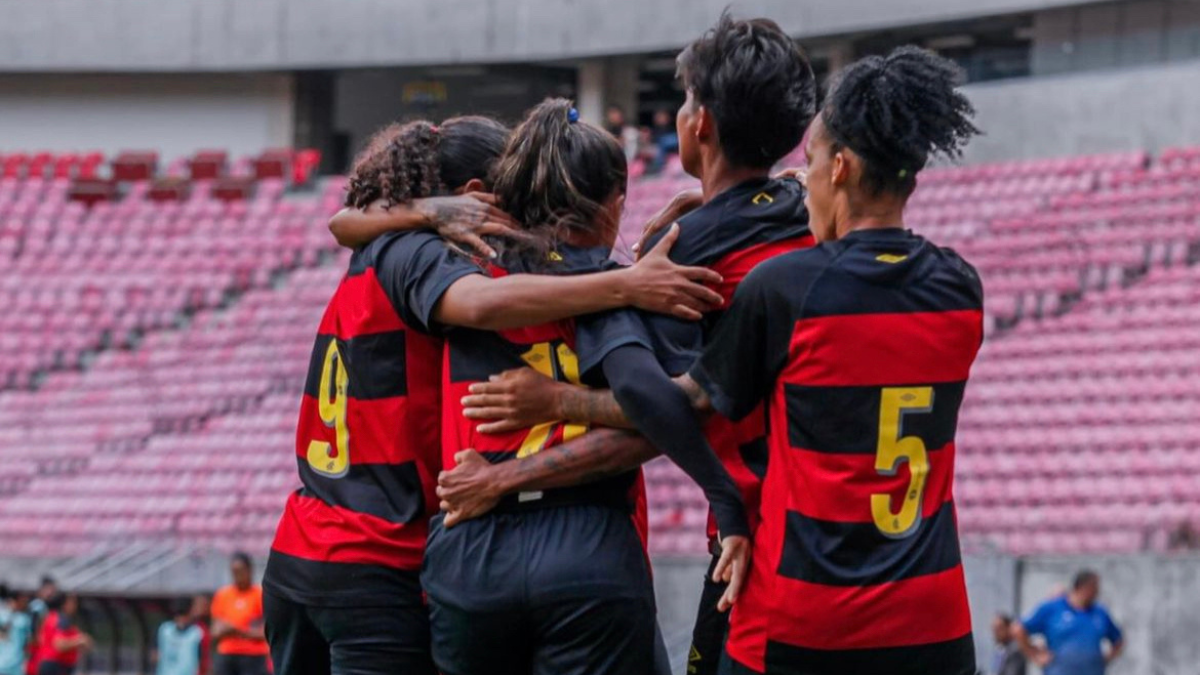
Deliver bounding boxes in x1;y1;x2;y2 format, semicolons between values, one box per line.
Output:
1016;570;1124;675
0;585;34;675
155;599;204;675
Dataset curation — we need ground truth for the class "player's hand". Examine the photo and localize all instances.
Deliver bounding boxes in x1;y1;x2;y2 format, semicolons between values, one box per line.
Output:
1032;649;1053;667
772;167;807;186
463;368;565;433
713;534;750;612
631;188;703;259
438;450;504;527
625;223;723;321
417;193;534;259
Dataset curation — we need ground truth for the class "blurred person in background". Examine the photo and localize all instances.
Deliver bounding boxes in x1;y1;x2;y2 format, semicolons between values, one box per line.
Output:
0;585;34;675
189;595;212;675
604;104;640;161
211;554;268;675
154;598;204;675
1016;570;1123;675
34;594;90;675
27;579;55;625
990;613;1026;675
651;108;680;158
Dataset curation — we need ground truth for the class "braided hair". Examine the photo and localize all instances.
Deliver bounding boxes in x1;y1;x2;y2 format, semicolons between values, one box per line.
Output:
822;46;980;198
344;116;509;209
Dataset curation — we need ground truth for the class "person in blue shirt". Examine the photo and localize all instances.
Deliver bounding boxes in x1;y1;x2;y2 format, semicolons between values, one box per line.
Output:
0;585;34;675
154;599;204;675
1016;570;1124;675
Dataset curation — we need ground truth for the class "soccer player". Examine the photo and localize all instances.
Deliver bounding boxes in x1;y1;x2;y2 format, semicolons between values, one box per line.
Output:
673;46;984;675
442;14;815;674
0;585;34;675
420;98;748;675
262;115;726;675
153;599;204;675
211;554;267;675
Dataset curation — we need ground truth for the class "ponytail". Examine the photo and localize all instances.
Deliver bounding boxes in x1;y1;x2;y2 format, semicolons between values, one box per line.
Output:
490;98;627;265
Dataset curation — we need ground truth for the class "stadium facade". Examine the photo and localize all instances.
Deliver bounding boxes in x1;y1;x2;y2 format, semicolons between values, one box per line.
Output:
2;0;1200;164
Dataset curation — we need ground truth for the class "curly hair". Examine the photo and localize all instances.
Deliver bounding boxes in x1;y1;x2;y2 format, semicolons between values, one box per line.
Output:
677;12;816;169
344;116;509;209
822;45;980;198
345;121;442;209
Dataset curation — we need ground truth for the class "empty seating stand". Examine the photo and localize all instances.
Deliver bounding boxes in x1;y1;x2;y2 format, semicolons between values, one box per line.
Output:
0;145;1197;559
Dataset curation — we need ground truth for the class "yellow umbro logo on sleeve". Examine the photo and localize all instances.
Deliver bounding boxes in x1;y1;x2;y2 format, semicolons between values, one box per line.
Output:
875;253;908;264
751;192;774;206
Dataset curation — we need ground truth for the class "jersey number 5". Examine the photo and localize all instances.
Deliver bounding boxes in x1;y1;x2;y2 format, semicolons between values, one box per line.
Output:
871;386;933;538
306;341;351;478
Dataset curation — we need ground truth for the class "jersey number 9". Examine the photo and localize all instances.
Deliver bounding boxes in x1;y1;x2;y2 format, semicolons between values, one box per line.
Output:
306;341;351;478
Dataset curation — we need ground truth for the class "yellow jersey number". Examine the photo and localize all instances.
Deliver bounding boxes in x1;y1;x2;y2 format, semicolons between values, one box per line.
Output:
870;386;934;538
306;341;351;478
517;342;587;457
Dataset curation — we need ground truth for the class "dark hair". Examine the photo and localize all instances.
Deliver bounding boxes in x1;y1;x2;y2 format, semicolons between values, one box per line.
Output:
821;45;979;198
995;612;1013;623
345;116;509;209
1073;569;1099;590
677;12;815;169
45;591;67;612
169;597;193;618
0;583;10;601
490;98;627;264
39;576;56;589
230;551;252;570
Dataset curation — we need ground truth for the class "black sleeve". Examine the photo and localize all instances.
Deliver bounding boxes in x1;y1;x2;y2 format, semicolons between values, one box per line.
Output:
573;308;655;385
639;313;705;376
602;344;749;539
688;260;793;421
374;232;485;335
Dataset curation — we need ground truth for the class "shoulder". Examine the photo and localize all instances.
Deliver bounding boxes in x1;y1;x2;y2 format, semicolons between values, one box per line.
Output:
742;243;838;297
931;242;984;298
372;230;447;265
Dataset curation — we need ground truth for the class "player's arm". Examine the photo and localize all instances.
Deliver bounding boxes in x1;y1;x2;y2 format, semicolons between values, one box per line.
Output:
462;368;634;432
439;429;658;522
329;193;523;256
428;224;724;329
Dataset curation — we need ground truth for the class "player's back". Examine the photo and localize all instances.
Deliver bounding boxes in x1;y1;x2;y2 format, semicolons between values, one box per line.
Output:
646;176;813;537
727;227;983;675
269;232;458;604
441;245;643;508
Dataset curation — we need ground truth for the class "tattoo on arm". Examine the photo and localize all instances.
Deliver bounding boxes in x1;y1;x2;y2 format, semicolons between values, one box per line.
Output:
507;428;659;492
559;388;635;429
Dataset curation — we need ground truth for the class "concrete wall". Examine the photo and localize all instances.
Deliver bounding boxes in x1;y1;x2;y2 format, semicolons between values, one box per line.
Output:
960;58;1200;164
1031;0;1200;75
0;0;1117;72
0;73;294;160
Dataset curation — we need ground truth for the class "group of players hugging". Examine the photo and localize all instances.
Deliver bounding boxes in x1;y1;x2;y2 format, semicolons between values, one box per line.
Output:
259;12;986;675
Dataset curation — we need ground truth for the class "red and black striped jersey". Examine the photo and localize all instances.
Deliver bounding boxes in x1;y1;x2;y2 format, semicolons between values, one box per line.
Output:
442;245;651;514
266;231;482;607
691;228;983;675
642;177;813;538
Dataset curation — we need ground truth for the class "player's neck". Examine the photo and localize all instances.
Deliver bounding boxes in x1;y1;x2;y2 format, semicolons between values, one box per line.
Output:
699;155;767;203
838;197;906;238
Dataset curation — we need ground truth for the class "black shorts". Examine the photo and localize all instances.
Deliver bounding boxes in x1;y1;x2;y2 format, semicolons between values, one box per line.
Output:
422;505;656;675
213;654;269;675
688;552;730;675
263;587;435;675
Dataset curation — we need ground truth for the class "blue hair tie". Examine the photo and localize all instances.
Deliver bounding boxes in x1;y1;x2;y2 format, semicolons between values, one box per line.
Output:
567;108;580;124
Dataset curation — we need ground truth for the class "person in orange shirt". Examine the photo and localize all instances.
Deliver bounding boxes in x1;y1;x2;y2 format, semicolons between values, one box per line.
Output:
210;554;268;675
